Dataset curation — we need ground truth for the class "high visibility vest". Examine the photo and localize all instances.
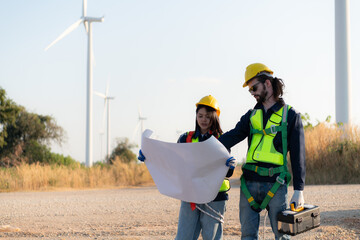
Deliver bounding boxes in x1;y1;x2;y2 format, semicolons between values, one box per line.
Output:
246;105;291;166
186;131;230;193
241;105;292;211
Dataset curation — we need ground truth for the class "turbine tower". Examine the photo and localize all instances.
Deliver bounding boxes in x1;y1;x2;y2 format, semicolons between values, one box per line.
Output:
94;82;115;161
45;0;104;167
131;106;147;145
335;0;351;125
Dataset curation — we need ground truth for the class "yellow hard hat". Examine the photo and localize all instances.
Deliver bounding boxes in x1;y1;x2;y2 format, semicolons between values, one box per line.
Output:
196;95;220;116
243;63;274;87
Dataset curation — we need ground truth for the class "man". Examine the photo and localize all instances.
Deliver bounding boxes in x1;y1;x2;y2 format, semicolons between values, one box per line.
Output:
219;63;306;240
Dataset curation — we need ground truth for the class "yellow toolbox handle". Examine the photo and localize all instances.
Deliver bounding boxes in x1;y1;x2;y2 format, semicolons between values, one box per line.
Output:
290;202;304;212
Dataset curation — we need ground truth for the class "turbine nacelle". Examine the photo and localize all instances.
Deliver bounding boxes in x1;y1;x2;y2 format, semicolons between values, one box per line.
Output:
83;17;105;23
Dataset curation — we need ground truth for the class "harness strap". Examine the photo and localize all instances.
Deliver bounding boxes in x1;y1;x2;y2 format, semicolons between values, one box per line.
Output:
241;176;260;210
281;106;288;168
250;124;287;135
186;131;195;143
242;164;286;177
259;172;291;209
241;170;291;211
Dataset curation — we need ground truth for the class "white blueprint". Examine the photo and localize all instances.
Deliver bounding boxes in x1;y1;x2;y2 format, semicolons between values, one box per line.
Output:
141;129;230;204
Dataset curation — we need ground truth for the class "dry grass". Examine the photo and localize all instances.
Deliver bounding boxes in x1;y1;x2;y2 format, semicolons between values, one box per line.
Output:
304;123;360;184
0;157;153;192
1;124;359;192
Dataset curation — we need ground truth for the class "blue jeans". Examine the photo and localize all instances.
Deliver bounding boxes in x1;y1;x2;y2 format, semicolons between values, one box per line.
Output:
175;200;226;240
239;180;290;240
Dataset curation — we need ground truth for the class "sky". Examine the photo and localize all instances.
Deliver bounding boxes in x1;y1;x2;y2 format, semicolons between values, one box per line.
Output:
1;0;359;164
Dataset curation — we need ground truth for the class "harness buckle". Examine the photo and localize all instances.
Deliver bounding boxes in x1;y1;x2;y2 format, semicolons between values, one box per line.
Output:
268;167;274;177
276;176;285;185
270;125;277;134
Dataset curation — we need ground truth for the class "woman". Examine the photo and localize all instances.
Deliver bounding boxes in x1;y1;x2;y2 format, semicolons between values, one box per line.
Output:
138;95;236;240
174;95;235;240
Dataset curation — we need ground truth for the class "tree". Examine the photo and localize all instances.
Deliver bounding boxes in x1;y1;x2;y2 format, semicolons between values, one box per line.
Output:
0;88;21;148
6;110;64;147
0;87;66;166
108;138;137;164
301;113;332;130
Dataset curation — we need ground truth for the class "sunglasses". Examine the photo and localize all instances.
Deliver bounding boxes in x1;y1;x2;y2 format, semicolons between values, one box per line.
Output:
248;81;262;93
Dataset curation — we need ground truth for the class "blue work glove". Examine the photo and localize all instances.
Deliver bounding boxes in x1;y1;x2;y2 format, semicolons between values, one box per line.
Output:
138;149;146;162
225;156;237;170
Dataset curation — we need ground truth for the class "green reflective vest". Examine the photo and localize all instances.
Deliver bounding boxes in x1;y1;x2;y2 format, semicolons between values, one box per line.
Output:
241;105;292;211
186;131;230;192
246;105;291;166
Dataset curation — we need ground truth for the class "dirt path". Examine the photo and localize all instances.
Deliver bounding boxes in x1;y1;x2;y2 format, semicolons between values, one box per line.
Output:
1;184;359;239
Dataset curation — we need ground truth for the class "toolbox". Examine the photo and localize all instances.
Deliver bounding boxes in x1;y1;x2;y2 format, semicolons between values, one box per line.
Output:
277;204;320;236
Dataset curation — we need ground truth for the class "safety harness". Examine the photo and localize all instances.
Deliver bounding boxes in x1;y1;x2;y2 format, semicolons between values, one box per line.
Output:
241;105;292;212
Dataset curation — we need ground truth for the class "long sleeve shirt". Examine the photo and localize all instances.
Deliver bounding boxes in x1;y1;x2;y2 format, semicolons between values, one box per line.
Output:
218;101;306;191
178;129;234;201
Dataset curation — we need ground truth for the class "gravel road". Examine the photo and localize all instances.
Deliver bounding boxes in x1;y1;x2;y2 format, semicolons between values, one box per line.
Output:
1;184;359;239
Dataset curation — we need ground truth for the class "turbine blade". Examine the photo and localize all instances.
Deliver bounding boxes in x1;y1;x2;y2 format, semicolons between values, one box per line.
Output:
83;21;89;33
94;91;106;98
45;19;83;51
82;0;89;33
82;0;87;17
105;81;110;97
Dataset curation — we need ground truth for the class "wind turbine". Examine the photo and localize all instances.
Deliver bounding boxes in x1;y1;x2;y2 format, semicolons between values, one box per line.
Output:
131;106;147;145
94;82;115;161
335;0;352;125
45;0;104;167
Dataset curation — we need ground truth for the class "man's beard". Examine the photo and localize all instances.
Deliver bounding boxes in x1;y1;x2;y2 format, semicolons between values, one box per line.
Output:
256;88;268;104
